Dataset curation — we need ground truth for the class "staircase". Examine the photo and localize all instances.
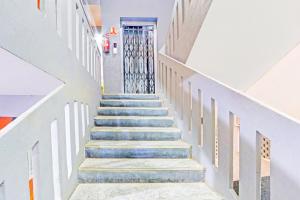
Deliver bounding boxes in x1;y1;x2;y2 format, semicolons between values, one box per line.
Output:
70;94;223;200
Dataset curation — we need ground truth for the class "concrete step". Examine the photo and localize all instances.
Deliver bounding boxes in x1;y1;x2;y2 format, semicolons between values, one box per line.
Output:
102;94;159;100
85;140;191;159
97;107;168;116
69;183;224;200
90;127;181;141
94;116;174;127
78;158;205;183
100;100;162;107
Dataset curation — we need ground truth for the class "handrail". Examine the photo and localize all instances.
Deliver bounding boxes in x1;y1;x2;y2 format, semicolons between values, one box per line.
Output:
0;84;65;138
79;0;96;35
79;0;101;54
159;51;300;125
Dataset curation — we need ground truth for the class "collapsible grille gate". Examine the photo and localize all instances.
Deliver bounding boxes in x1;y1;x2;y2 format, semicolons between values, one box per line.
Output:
123;25;155;94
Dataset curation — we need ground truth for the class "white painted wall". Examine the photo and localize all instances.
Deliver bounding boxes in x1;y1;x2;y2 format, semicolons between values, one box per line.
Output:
0;48;63;117
0;95;43;117
101;0;175;93
0;48;62;96
0;0;101;199
185;0;300;90
247;43;300;120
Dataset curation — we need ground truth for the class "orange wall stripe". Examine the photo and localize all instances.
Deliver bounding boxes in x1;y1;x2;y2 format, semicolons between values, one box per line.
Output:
37;0;41;10
0;117;13;130
29;178;34;200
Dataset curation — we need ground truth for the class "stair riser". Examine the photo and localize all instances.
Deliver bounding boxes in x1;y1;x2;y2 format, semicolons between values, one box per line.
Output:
102;95;159;100
85;148;190;159
94;119;174;127
98;109;168;116
100;101;162;107
90;132;181;141
78;170;205;183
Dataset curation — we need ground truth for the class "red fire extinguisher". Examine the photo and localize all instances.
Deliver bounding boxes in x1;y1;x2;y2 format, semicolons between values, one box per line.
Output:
103;37;110;54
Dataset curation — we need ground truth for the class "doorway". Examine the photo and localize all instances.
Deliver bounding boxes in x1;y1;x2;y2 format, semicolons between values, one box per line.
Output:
121;18;157;94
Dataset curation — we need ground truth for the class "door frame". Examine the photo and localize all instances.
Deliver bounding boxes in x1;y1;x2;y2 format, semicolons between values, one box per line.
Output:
120;17;158;94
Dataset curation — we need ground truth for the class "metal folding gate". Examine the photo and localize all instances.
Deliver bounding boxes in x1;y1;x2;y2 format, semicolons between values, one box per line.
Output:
122;25;155;94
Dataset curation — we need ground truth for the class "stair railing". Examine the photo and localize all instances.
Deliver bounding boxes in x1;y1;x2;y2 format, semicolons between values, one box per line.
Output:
158;52;300;200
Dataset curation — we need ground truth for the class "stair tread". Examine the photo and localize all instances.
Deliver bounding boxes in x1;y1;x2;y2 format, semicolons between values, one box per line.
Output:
85;140;190;149
70;183;224;200
91;127;180;132
79;158;204;171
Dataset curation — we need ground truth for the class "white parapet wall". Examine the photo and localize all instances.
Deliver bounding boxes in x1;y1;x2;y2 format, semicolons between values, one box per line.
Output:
158;52;300;200
0;0;102;199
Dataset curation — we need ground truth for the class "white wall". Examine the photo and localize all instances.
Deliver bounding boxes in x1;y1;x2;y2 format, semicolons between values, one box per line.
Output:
0;0;101;199
247;43;300;120
0;48;64;117
101;0;175;93
185;0;300;90
0;95;43;117
0;48;62;95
